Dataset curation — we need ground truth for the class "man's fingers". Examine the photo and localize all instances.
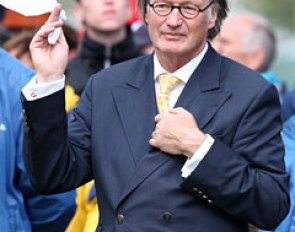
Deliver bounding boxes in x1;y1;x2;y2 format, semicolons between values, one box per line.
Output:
31;23;61;48
149;138;158;147
40;23;60;37
155;113;162;122
46;3;62;24
170;107;186;114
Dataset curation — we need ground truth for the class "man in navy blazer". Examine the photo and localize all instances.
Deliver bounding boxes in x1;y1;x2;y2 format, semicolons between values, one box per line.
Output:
22;1;289;231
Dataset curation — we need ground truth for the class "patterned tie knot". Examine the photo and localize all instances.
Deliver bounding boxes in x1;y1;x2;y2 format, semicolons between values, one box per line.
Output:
157;73;181;113
158;73;181;95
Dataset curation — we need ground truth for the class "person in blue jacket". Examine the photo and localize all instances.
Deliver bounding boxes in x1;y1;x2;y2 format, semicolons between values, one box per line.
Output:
281;90;295;123
278;115;295;231
279;115;295;231
259;116;295;232
0;48;76;231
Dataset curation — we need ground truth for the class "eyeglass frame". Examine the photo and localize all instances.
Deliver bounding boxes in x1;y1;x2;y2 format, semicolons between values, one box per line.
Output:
147;0;215;19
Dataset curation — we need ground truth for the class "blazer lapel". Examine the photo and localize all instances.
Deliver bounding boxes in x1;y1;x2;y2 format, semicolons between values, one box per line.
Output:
112;55;157;165
176;46;232;130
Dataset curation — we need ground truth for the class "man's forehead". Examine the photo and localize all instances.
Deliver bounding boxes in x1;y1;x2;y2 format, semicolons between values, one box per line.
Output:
153;0;207;4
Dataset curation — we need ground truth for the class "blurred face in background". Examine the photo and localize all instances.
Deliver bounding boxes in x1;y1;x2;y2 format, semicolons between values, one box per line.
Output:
2;30;35;69
73;0;131;32
212;16;262;70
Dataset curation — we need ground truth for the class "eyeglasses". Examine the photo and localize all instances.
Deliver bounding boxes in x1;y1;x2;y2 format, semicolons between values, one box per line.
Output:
148;0;215;19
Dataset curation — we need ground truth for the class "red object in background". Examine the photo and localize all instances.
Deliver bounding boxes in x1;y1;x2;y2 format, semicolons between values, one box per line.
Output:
128;0;141;25
2;9;49;29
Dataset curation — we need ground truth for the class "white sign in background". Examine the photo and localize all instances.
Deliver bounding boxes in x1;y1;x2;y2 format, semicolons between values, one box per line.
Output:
0;0;66;44
0;0;57;16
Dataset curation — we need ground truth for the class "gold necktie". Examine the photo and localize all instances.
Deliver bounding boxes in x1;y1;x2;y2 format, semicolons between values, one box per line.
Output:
157;73;181;113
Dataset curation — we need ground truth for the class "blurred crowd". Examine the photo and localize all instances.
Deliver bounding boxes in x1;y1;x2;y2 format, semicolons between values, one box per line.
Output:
0;0;295;231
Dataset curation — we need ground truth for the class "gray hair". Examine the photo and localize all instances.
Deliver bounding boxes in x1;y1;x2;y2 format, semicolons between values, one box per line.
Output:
137;0;229;40
243;15;276;72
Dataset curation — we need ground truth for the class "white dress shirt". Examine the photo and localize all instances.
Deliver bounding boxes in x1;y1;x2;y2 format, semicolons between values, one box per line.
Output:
22;75;65;101
153;43;214;178
22;43;214;178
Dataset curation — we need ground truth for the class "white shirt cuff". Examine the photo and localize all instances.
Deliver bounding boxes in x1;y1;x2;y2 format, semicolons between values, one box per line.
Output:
22;75;65;101
181;134;215;178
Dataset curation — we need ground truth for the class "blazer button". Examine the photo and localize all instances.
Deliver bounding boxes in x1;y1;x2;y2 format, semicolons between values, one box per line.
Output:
162;212;173;221
192;187;198;193
202;194;208;199
116;214;125;224
193;187;203;196
207;199;213;204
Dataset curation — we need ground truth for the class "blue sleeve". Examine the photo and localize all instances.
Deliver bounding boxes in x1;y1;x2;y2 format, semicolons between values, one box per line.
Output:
281;91;295;123
8;53;77;231
0;48;76;231
275;117;295;232
259;117;295;232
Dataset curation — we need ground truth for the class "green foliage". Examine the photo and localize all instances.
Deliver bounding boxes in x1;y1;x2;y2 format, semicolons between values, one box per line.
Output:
241;0;295;31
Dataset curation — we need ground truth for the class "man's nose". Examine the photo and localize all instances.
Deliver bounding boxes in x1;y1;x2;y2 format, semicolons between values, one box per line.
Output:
166;8;183;26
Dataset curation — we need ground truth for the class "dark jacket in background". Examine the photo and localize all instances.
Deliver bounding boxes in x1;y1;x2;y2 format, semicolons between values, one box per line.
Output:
67;27;142;96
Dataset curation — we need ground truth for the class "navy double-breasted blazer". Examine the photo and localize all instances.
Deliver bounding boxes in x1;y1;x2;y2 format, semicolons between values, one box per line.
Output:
22;46;289;232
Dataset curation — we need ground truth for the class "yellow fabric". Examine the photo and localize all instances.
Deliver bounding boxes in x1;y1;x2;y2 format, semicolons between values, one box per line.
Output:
66;181;99;232
64;88;99;232
157;73;181;113
65;85;80;112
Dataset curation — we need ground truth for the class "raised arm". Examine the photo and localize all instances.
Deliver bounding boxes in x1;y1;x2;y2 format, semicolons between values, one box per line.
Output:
30;3;68;83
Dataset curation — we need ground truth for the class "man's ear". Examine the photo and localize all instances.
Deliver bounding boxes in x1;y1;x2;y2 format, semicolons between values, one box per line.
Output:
208;6;218;29
144;13;149;25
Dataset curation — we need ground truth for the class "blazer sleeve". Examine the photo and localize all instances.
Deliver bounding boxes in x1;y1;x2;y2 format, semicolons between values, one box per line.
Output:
22;84;93;194
181;83;290;230
16;108;77;231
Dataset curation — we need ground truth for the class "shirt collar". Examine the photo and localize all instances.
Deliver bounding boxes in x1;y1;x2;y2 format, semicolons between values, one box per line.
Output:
153;43;208;83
